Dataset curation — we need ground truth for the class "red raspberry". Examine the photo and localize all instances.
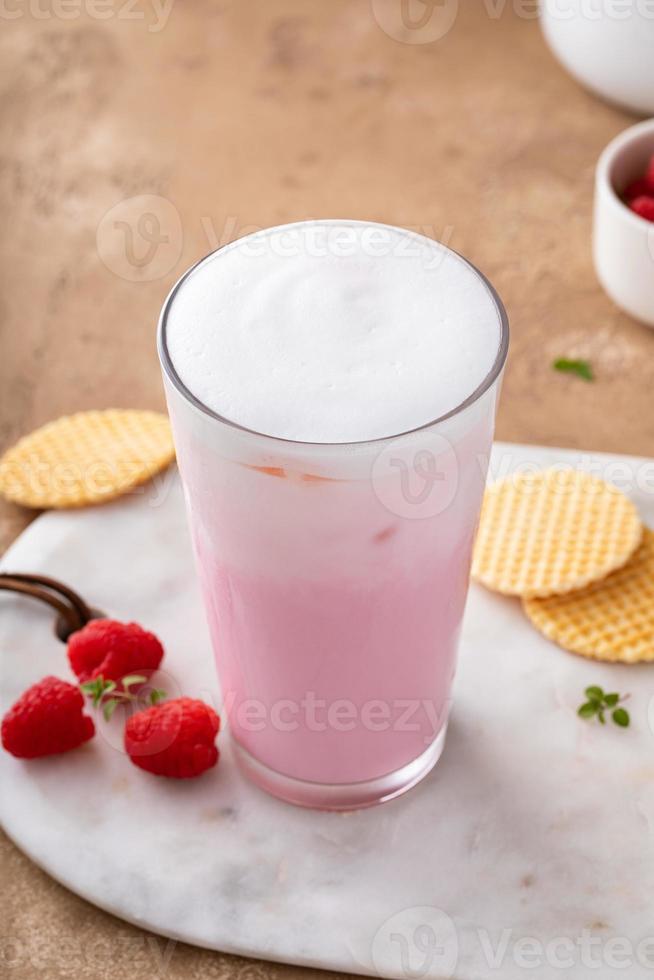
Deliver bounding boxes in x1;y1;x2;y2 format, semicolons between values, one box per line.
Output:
68;619;164;685
1;677;95;758
124;698;220;778
624;178;652;201
629;196;654;223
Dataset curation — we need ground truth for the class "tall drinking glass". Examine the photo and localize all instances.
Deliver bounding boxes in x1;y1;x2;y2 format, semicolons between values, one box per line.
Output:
158;220;509;809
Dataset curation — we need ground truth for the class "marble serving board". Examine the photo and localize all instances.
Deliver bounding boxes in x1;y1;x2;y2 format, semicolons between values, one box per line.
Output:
2;442;654;980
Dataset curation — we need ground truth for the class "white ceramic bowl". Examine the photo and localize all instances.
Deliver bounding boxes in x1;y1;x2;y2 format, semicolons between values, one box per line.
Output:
593;119;654;327
540;0;654;115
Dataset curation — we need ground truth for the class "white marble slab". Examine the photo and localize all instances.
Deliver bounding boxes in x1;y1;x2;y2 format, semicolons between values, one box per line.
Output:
2;443;654;980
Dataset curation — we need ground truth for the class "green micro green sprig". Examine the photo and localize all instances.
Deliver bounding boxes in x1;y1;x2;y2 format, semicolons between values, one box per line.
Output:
80;674;166;722
578;685;630;728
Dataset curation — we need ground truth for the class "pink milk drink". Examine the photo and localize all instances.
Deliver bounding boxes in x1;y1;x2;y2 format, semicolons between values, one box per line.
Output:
158;220;508;809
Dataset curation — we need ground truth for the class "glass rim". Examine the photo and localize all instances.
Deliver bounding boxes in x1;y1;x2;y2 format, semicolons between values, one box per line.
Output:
157;219;510;449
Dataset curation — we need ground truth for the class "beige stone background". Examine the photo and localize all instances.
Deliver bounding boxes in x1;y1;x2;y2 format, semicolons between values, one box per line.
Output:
1;1;654;978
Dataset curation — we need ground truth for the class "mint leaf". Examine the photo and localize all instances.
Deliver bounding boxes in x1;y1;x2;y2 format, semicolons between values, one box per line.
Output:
579;685;630;729
553;358;594;381
149;689;167;705
612;708;630;728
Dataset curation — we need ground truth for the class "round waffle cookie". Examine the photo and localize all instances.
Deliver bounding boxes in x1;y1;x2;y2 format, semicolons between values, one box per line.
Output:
471;468;642;598
0;410;175;509
523;529;654;662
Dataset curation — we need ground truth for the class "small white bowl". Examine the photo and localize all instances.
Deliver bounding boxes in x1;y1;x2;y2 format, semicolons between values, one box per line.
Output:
540;1;654;115
593;118;654;327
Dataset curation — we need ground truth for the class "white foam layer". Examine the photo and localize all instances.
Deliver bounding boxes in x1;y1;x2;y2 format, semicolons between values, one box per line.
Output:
165;221;502;443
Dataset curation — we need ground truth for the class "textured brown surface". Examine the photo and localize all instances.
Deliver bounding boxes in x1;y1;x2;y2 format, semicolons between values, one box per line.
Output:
1;2;653;978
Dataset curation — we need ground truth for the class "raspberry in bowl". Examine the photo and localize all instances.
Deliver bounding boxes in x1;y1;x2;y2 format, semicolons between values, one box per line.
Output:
593;118;654;328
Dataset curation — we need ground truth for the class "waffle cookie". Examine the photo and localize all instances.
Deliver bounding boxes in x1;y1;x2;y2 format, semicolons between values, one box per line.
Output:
471;468;642;598
523;529;654;662
0;410;175;509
